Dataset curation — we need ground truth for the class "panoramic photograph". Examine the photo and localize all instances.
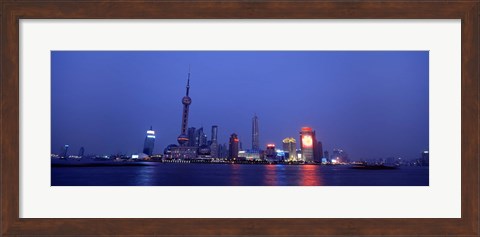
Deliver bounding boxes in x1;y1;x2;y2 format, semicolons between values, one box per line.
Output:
51;51;429;186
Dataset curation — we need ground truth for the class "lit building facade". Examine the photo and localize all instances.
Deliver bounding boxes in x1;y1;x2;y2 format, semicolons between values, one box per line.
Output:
142;126;155;156
228;133;239;160
282;137;297;161
265;144;277;162
299;127;317;163
252;114;259;150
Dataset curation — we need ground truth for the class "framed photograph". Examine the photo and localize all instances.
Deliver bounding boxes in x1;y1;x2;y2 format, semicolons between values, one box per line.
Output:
1;1;478;236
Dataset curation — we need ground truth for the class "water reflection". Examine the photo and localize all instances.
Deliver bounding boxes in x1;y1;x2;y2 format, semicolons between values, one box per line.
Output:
299;165;323;186
264;164;279;186
230;164;242;186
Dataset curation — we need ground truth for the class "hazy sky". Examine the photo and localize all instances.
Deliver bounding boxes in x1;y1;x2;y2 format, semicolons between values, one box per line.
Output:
51;51;428;160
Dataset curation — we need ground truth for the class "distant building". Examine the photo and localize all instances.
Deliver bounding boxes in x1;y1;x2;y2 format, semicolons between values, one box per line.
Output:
421;150;429;166
78;147;85;158
195;127;207;147
332;148;348;163
218;143;228;159
252;114;259;150
299;127;317;163
228;133;239;160
210;125;219;158
324;150;329;161
61;145;69;159
187;127;196;147
142;126;155;156
282;137;297;161
238;149;261;161
163;144;178;158
315;141;323;163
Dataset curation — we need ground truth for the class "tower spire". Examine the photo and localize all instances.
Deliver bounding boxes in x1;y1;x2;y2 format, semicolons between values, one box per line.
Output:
186;65;191;96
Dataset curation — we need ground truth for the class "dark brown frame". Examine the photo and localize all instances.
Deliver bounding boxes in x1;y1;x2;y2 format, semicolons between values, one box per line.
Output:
1;0;478;236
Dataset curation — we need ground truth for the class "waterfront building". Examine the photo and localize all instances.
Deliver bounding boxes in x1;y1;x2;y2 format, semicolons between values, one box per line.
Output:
78;146;85;158
324;150;330;161
299;127;318;163
237;149;261;161
142;126;155;156
265;144;277;162
252;114;259;150
210;125;219;158
282;137;297;161
228;133;239;160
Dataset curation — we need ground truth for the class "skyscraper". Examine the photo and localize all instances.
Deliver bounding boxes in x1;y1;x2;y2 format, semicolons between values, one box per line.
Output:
315;141;323;163
177;69;192;146
210;125;219;158
187;127;196;147
228;133;239;160
143;126;155;156
252;114;259;150
195;127;207;146
282;137;297;161
299;127;317;163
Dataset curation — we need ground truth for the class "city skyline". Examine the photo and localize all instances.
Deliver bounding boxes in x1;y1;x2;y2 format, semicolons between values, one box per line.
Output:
51;51;429;160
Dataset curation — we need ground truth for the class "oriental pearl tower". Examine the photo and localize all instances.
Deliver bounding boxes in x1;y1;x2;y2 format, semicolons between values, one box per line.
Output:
177;69;192;146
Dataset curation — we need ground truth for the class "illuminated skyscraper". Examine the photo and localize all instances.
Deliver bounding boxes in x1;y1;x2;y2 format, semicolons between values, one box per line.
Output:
177;69;192;146
143;126;155;156
282;137;297;161
299;127;317;163
252;114;259;150
228;133;239;160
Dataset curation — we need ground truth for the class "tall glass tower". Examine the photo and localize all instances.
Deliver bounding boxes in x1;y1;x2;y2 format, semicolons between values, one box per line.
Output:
252;114;259;150
177;69;192;146
143;126;155;156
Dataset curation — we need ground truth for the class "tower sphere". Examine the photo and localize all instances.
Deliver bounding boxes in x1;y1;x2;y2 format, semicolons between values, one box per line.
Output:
182;96;192;105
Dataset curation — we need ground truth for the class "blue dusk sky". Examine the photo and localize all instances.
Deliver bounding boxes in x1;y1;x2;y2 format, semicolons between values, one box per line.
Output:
51;51;428;160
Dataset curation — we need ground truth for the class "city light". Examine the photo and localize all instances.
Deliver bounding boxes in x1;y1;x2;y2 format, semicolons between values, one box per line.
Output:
267;144;275;148
302;135;313;148
147;130;155;135
147;135;156;138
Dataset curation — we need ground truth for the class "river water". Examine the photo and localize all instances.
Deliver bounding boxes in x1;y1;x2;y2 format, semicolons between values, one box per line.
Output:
51;163;428;186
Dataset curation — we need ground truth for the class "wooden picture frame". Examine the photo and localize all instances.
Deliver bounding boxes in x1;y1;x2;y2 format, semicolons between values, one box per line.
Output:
1;1;478;236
